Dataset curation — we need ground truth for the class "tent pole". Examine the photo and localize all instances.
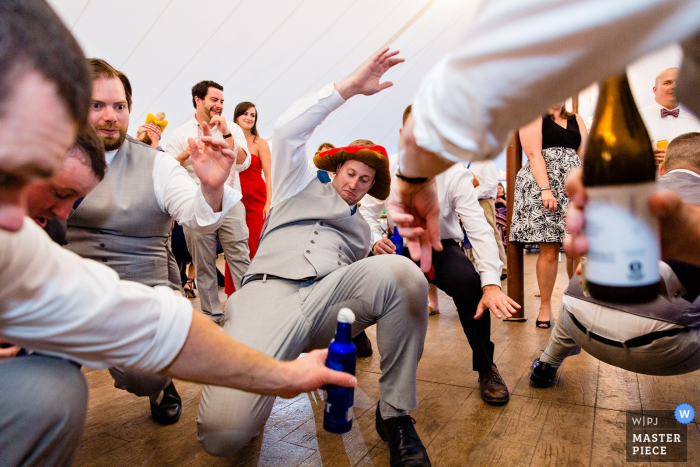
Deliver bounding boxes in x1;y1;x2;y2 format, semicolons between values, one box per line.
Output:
505;131;526;321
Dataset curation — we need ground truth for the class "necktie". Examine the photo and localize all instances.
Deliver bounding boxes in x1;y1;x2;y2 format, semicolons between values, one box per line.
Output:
661;108;680;118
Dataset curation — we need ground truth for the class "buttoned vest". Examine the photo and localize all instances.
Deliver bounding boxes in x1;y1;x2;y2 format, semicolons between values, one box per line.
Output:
246;178;371;281
566;170;700;327
66;138;173;287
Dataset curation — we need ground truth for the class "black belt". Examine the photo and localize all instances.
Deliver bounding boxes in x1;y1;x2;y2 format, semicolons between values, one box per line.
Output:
242;273;314;286
568;310;688;349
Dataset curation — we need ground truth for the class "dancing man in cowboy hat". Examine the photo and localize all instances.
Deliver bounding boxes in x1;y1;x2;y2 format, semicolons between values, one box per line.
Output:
196;49;432;466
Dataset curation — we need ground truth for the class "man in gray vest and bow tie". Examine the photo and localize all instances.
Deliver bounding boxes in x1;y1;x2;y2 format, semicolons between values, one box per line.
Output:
531;132;700;386
66;58;244;426
196;49;432;466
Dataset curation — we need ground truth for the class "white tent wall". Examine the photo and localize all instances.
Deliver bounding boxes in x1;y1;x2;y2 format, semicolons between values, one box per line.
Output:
48;0;688;178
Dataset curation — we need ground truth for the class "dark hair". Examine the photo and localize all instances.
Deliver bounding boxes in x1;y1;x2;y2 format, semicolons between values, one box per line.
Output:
87;58;133;111
233;102;258;142
402;104;412;126
68;124;106;181
0;0;91;127
665;132;700;172
192;80;223;109
547;104;575;121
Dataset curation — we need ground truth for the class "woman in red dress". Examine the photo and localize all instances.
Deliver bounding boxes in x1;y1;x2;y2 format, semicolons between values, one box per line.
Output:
224;102;271;295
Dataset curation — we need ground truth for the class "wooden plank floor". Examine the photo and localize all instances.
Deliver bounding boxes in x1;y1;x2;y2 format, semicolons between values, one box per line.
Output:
75;254;700;466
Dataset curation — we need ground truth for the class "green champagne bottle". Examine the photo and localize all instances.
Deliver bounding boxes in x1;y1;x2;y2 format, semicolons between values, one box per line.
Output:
582;74;660;303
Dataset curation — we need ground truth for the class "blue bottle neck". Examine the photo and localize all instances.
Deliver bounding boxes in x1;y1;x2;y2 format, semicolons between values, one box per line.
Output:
334;322;352;343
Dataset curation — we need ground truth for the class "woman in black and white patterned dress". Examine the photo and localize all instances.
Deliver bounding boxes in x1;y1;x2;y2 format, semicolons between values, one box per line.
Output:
510;103;588;328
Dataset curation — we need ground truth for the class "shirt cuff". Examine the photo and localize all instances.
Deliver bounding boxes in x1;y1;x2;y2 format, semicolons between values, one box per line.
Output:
480;270;502;289
193;185;242;229
321;83;346;111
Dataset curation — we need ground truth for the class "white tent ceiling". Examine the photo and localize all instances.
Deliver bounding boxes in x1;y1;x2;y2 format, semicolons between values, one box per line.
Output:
48;0;685;178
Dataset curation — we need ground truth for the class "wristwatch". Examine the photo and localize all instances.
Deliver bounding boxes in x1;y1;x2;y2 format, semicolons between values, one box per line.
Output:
222;133;232;139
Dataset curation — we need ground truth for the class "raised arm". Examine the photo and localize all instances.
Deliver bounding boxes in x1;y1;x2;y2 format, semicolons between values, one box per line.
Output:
271;48;404;207
156;125;241;232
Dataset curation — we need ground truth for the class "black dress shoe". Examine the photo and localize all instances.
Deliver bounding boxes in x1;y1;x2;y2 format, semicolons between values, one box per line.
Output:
375;403;431;467
477;364;509;404
353;335;373;358
529;358;557;388
150;382;182;425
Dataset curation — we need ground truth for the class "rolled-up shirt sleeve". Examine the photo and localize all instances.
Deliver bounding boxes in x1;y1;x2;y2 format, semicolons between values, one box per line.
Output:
448;169;503;287
0;220;193;373
412;0;700;164
154;151;241;231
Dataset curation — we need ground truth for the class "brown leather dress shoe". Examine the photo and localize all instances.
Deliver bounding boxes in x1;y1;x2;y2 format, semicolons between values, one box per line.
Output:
478;364;509;404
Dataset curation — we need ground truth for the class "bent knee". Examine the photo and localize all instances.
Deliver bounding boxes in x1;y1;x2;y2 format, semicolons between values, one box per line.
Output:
378;255;426;289
21;357;88;429
197;423;260;457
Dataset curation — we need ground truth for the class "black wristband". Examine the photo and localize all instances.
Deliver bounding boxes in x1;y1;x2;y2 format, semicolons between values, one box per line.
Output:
222;133;232;139
396;166;429;184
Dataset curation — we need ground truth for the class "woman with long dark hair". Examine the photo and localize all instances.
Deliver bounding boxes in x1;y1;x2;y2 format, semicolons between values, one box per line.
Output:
224;102;271;295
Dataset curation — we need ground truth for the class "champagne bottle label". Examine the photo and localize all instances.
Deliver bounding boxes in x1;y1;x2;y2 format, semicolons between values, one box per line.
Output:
585;182;660;286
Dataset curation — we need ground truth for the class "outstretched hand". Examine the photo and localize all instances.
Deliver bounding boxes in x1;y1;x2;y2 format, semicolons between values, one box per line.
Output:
387;177;442;273
277;349;356;399
335;48;404;100
188;124;236;211
475;285;521;320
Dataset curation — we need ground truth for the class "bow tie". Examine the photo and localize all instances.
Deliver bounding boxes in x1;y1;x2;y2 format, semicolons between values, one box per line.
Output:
661;108;680;118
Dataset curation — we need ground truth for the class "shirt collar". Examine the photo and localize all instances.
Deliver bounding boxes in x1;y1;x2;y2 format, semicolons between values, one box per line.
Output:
653;100;680;112
667;168;700;179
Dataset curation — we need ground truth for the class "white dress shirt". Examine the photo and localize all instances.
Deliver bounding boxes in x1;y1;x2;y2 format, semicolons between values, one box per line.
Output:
466;160;498;200
360;155;503;288
104;145;241;231
639;101;700;148
411;0;700;164
164;118;251;191
270;83;346;208
0;219;193;372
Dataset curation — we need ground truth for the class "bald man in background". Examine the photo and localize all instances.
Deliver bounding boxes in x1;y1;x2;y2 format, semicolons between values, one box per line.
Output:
640;68;700;165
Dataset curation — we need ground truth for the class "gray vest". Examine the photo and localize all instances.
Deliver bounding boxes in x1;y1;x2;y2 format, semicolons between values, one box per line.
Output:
246;179;371;281
566;170;700;327
66;138;173;287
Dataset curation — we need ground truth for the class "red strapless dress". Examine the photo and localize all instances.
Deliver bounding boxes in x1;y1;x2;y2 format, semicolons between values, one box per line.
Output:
225;153;267;294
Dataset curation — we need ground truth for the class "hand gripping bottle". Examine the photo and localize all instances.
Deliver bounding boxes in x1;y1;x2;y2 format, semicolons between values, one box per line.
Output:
323;308;357;433
390;227;404;256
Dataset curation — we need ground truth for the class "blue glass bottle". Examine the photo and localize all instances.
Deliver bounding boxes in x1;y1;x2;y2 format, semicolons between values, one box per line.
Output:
390;227;403;256
324;308;357;434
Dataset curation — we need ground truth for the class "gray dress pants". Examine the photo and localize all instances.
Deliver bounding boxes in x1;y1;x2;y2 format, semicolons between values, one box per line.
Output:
0;355;88;467
196;254;429;456
540;301;700;376
184;201;250;322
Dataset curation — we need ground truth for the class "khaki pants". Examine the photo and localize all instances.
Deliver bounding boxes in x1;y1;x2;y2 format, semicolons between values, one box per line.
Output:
196;254;429;456
184;202;250;321
540;299;700;376
470;198;507;274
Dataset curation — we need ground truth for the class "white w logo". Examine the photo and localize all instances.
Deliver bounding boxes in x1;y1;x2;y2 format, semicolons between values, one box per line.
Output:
680;409;691;419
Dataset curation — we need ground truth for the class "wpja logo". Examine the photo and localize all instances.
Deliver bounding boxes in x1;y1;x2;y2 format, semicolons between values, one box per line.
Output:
626;405;692;462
